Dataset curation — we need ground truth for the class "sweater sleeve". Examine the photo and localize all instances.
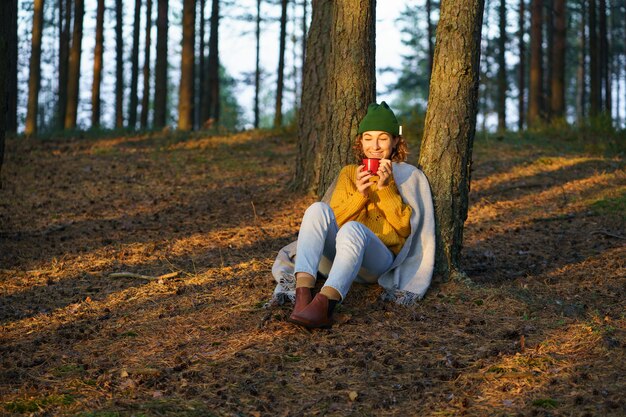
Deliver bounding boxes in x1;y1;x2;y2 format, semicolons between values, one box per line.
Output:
371;180;413;238
329;165;368;226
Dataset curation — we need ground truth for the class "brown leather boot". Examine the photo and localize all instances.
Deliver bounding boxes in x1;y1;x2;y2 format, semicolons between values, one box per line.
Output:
290;287;313;318
289;293;336;329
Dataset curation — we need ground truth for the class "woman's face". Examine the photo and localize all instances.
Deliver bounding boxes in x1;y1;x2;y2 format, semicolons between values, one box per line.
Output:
360;131;398;160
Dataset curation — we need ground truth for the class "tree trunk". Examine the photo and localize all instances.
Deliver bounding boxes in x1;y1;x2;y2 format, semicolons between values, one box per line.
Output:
294;0;376;196
115;0;124;128
528;0;543;127
550;0;565;119
589;0;600;116
205;0;220;124
140;0;153;128
301;0;307;107
1;0;12;180
599;0;609;115
418;0;484;278
197;0;206;129
497;0;507;132
154;0;168;128
64;0;84;129
25;0;45;136
274;0;288;128
576;0;586;123
254;0;261;128
91;0;105;128
544;0;553;121
58;0;71;130
426;0;435;86
178;0;196;131
128;0;142;130
518;0;525;131
6;0;17;134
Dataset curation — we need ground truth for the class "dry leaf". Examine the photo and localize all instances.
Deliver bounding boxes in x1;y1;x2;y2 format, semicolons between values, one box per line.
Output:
120;369;129;378
349;391;358;401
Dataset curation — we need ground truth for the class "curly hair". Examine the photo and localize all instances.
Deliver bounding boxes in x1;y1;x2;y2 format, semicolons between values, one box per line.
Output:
352;134;409;163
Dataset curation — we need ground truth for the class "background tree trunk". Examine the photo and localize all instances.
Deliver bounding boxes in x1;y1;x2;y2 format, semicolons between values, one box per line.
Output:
205;0;220;124
154;0;168;128
599;0;609;115
426;0;435;86
544;0;553;122
140;0;153;128
254;0;261;129
274;0;288;128
550;0;566;119
178;0;196;131
58;0;71;130
128;0;142;130
497;0;507;132
0;0;11;181
528;0;543;127
91;0;105;128
418;0;485;278
25;0;45;136
197;0;206;128
64;0;84;129
518;0;525;131
294;0;376;196
576;0;586;123
115;0;124;128
589;0;600;116
6;0;17;134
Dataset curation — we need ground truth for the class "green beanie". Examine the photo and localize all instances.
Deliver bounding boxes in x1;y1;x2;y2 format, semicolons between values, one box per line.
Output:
357;101;400;136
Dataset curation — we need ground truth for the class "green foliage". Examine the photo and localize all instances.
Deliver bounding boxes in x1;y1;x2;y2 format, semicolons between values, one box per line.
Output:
4;394;75;413
479;123;626;158
532;398;558;409
589;193;626;219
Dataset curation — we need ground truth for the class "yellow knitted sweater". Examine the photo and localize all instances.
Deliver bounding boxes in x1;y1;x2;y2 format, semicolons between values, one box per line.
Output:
329;165;412;255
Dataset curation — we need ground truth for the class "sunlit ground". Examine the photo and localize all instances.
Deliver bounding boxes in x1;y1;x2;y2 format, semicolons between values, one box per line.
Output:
1;130;624;416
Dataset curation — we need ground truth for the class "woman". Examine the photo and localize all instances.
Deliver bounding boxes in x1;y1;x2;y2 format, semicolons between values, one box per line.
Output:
271;101;436;329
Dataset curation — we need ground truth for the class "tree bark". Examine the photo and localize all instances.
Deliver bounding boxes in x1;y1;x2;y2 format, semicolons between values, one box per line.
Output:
528;0;543;127
91;0;105;128
115;0;125;128
497;0;507;132
254;0;261;129
25;0;45;136
178;0;196;131
154;0;168;128
518;0;525;131
544;0;553;121
141;0;153;128
205;0;220;124
58;0;71;130
589;0;600;116
426;0;435;86
197;0;206;129
6;0;17;134
128;0;142;130
418;0;484;278
274;0;288;128
576;0;586;123
1;0;12;180
64;0;84;129
599;0;609;115
294;0;376;196
550;0;566;120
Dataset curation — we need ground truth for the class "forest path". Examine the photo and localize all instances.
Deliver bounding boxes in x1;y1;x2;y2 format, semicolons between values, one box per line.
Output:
0;130;624;416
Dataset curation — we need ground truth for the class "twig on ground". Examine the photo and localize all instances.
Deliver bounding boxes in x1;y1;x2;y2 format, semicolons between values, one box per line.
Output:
591;230;626;240
109;271;179;281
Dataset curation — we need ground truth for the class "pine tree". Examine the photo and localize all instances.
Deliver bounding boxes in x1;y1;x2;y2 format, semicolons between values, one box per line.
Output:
25;0;45;136
178;0;196;131
128;0;143;129
154;0;168;128
92;0;105;127
274;0;288;128
115;0;125;128
140;0;153;128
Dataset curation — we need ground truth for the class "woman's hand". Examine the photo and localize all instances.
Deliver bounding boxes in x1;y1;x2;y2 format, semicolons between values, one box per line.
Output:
356;165;374;197
376;159;393;189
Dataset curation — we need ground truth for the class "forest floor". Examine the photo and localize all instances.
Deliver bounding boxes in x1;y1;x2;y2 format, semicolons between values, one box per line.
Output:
0;128;624;417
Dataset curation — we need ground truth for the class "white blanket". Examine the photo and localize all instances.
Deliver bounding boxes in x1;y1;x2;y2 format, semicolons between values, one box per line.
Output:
268;162;436;306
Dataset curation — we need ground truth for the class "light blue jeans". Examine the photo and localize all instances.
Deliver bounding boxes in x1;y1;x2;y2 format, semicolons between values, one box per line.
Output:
294;202;395;300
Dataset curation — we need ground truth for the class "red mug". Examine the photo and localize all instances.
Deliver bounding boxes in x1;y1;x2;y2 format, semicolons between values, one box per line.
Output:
362;158;380;175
